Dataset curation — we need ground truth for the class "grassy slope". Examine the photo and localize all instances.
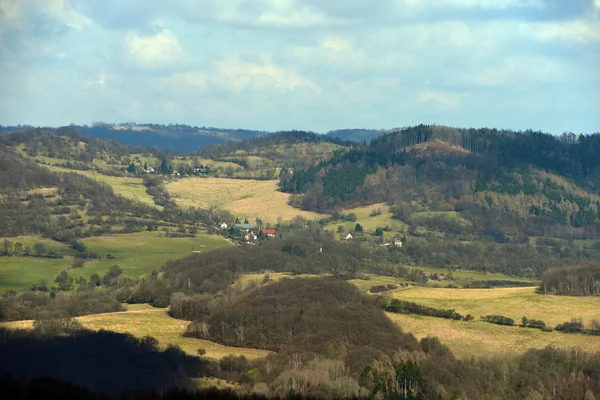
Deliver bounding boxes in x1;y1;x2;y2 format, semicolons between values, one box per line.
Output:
77;232;232;281
167;177;322;223
325;203;408;236
0;258;72;293
1;304;270;360
390;286;598;326
0;232;232;293
386;313;600;358
46;165;157;207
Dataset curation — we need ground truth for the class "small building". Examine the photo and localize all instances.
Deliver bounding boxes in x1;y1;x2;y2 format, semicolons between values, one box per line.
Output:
262;229;276;238
394;239;403;247
234;223;254;231
343;233;353;240
244;231;258;241
220;222;228;229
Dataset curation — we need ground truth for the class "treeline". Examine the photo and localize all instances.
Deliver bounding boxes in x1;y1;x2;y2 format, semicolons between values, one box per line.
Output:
0;290;124;321
540;261;600;296
389;237;600;278
280;124;600;238
463;280;535;289
199;130;349;160
382;298;464;320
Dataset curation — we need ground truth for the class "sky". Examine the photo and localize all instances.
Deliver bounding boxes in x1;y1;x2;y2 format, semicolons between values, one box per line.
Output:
0;0;599;134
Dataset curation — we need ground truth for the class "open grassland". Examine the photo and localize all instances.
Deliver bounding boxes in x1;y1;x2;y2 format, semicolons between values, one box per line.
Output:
0;258;71;293
77;231;231;281
167;177;322;223
1;304;270;360
387;312;600;358
0;235;74;257
409;266;539;287
46;165;158;207
391;286;598;327
0;232;231;293
326;203;408;238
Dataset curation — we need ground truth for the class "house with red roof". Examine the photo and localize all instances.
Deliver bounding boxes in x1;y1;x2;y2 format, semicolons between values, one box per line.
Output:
261;229;276;238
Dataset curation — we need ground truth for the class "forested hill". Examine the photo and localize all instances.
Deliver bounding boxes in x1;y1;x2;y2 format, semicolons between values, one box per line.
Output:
281;124;600;238
325;128;392;142
198;130;351;170
199;130;350;158
1;124;269;153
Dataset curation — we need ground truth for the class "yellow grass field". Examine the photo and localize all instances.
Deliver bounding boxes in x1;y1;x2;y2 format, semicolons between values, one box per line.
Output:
47;166;158;207
325;203;408;237
387;313;600;358
390;286;599;327
167;177;322;223
1;304;270;361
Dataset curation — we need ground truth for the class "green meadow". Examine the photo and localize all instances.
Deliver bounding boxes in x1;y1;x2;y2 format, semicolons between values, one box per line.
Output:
0;232;232;293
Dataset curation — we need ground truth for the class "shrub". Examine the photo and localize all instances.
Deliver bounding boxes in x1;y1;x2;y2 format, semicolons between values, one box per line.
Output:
480;315;515;326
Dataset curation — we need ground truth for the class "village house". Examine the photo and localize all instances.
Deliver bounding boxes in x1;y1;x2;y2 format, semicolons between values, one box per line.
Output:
220;222;228;229
342;233;353;240
244;231;258;241
394;239;403;247
262;229;276;238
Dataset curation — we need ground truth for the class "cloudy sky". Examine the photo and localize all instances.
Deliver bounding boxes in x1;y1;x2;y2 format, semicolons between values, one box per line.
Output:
0;0;599;133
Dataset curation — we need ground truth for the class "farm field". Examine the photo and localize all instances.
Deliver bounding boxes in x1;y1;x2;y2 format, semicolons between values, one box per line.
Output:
0;257;72;293
326;203;408;236
408;265;539;287
46;165;157;207
0;232;231;293
1;304;270;360
167;177;322;223
387;312;600;358
390;286;598;327
76;231;231;281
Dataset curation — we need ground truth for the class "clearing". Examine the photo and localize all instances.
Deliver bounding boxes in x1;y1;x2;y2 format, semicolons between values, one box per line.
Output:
1;304;270;360
390;286;599;326
167;177;322;223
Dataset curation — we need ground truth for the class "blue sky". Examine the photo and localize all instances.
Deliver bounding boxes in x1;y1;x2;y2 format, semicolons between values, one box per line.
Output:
0;0;598;134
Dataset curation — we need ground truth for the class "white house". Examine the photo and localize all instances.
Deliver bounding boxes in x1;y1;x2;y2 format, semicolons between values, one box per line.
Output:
394;239;403;247
220;222;228;229
343;233;353;240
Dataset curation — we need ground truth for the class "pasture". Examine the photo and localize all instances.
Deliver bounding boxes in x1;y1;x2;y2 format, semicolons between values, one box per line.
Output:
0;232;231;293
326;203;408;236
387;313;600;358
1;304;270;360
0;258;72;293
167;177;322;223
46;165;158;207
390;286;598;327
76;231;231;281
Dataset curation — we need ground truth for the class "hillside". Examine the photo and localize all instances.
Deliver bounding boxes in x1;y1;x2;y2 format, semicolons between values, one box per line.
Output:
325;128;392;142
199;130;349;171
187;278;418;361
1;123;268;153
282;125;600;239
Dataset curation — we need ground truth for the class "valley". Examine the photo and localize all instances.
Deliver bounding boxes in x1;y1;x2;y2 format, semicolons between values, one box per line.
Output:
2;125;600;399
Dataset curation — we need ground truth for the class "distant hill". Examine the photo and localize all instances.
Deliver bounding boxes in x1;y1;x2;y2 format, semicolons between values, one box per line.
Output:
199;130;351;170
1;123;269;153
325;128;392;143
282;124;600;238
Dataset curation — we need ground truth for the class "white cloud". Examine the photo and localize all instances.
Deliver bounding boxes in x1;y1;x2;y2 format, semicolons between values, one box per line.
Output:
402;0;544;10
217;56;322;94
417;89;462;108
124;29;184;68
530;19;600;43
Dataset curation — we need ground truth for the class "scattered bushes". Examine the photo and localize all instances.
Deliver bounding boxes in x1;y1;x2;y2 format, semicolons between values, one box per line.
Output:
384;298;463;320
480;315;515;326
